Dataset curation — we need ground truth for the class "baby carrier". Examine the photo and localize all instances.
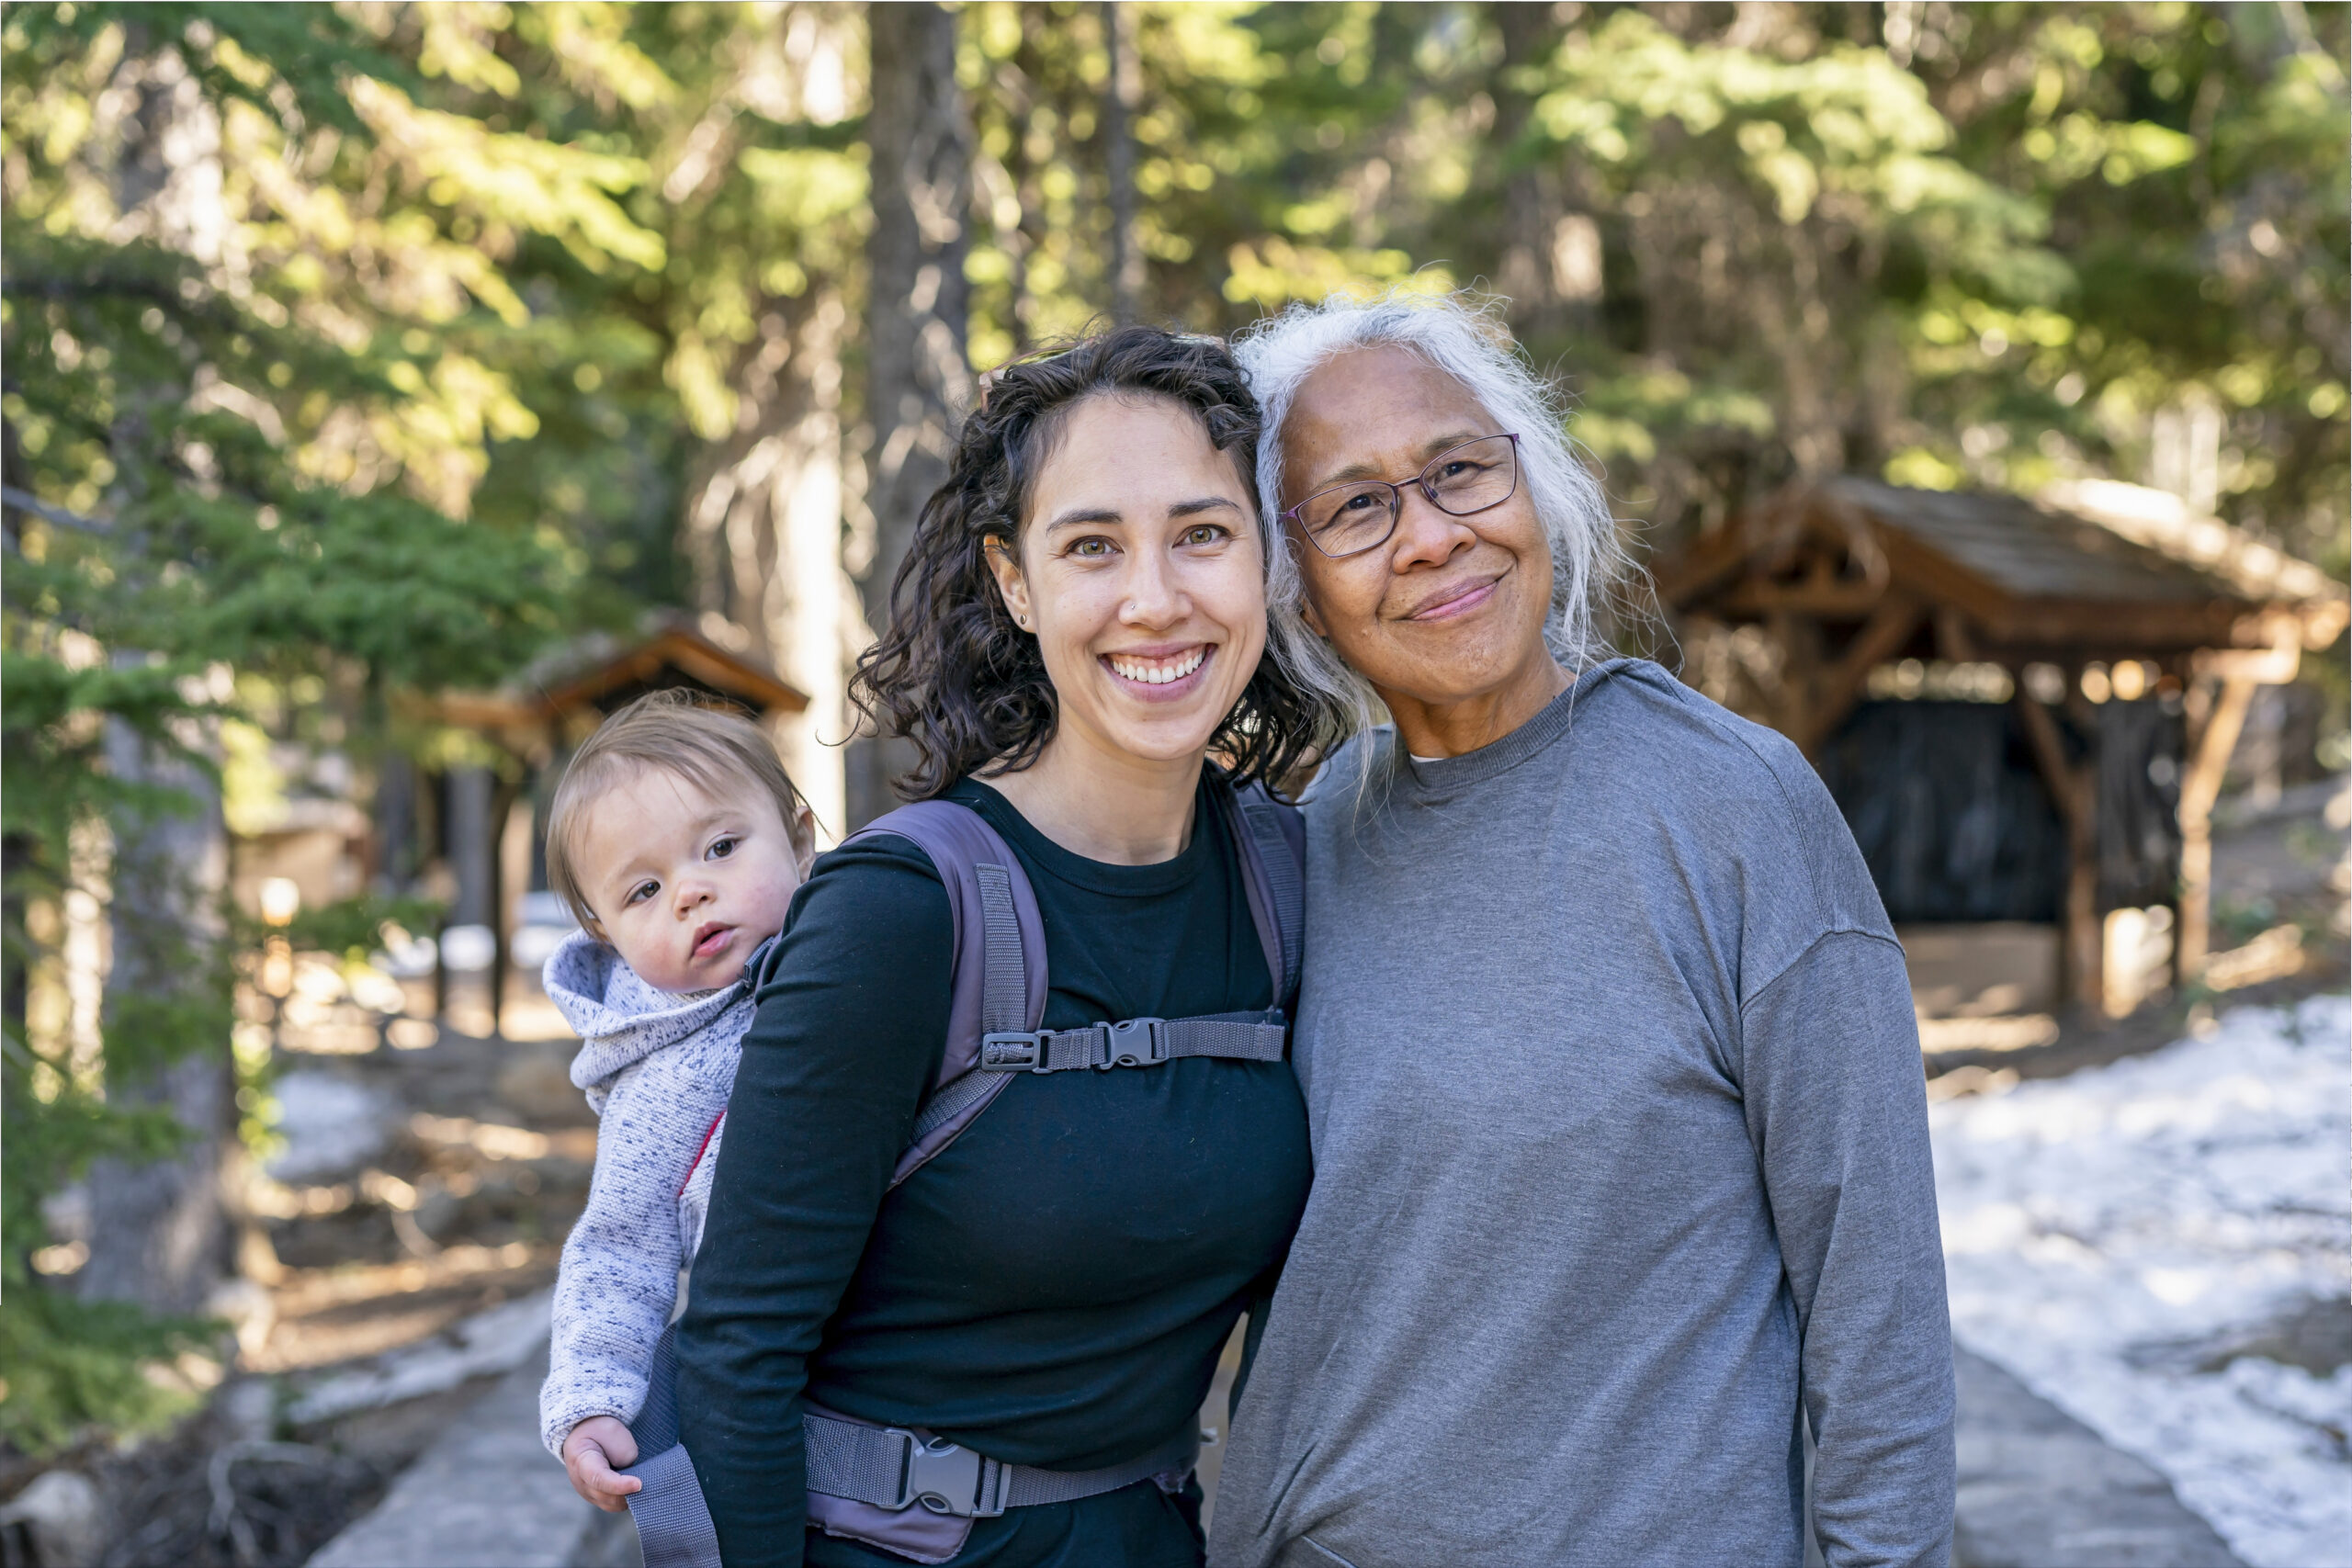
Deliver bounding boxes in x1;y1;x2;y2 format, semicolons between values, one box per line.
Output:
620;780;1304;1567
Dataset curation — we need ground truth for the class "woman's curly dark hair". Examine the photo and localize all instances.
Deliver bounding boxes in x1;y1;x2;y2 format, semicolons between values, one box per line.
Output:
852;323;1345;802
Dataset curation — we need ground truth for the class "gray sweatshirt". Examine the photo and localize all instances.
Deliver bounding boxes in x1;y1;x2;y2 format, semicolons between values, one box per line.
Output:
1207;660;1954;1568
537;931;753;1457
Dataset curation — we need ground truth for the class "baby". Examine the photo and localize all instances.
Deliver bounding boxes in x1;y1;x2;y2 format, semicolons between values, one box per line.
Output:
533;690;814;1512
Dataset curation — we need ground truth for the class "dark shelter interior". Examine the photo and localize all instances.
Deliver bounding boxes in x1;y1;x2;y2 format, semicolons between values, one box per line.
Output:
1817;696;2182;926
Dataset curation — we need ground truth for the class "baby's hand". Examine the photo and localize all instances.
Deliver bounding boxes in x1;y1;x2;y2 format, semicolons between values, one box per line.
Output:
562;1416;642;1512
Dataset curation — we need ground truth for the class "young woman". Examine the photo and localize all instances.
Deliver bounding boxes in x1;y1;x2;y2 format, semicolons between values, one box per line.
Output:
672;326;1347;1568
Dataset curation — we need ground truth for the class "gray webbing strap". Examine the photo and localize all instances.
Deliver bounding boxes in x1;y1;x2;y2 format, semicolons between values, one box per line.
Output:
1003;1425;1195;1505
623;1326;723;1568
976;1011;1287;1074
905;1062;1005;1145
627;1445;722;1568
974;863;1027;1035
888;858;1034;1156
804;1410;1197;1518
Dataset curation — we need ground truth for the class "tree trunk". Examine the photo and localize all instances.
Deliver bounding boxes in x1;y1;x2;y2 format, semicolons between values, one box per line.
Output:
681;285;854;840
75;36;236;1319
1102;2;1144;320
1491;4;1572;344
78;706;232;1315
854;1;972;827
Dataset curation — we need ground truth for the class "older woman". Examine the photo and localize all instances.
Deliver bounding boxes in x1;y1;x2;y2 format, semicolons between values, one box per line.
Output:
1205;297;1955;1568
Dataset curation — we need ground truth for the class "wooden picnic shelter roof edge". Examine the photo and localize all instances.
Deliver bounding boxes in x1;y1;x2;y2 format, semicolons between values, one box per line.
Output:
421;618;809;736
1657;477;2347;660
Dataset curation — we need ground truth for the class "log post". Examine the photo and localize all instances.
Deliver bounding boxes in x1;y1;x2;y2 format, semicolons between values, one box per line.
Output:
2013;679;2102;1010
487;776;522;1038
2177;624;2302;980
2177;674;2258;979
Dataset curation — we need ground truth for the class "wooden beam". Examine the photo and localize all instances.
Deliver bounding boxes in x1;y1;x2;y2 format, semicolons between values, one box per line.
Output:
1795;595;1925;757
1718;579;1890;619
1651;523;1759;610
1770;610;1823;749
1931;605;1980;662
2197;630;2302;685
2175;622;2301;980
1866;523;2021;628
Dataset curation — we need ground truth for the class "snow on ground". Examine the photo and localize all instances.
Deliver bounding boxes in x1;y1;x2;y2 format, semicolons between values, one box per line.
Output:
1932;994;2352;1568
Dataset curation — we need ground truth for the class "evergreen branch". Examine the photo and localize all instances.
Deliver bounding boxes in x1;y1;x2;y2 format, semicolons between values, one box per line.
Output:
1;486;111;534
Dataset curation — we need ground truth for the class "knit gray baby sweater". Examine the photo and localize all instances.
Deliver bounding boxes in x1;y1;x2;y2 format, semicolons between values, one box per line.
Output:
537;931;756;1458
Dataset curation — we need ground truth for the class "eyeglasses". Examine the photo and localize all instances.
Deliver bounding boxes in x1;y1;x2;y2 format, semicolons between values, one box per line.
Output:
1279;434;1522;558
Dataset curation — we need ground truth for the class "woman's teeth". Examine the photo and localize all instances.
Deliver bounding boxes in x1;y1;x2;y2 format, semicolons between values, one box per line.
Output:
1107;648;1206;685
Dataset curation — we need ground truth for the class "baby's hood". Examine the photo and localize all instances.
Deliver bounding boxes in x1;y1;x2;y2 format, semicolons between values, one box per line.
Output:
542;930;750;1103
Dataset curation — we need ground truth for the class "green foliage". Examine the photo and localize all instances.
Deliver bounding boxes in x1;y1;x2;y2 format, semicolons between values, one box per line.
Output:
275;891;446;964
0;0;880;1447
0;0;625;1447
952;3;2344;585
0;1244;216;1454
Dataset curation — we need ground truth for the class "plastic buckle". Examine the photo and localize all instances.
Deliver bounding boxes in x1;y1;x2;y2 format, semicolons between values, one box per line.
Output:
1102;1017;1168;1068
888;1430;1008;1517
979;1031;1046;1071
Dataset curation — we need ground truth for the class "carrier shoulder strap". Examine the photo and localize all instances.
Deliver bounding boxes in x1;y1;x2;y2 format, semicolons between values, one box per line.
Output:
843;800;1047;1190
1223;779;1305;1011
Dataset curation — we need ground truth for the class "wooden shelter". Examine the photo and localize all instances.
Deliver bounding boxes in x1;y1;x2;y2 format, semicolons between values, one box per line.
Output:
420;616;809;1029
1657;477;2346;1007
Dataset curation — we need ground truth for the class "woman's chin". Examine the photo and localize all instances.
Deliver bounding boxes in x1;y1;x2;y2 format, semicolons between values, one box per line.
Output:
1074;694;1237;768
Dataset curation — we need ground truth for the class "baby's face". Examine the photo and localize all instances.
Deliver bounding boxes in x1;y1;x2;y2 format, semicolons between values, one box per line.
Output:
575;766;810;993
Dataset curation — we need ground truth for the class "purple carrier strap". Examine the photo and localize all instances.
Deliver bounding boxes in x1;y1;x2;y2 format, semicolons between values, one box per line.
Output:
1222;782;1305;1009
842;801;1048;1190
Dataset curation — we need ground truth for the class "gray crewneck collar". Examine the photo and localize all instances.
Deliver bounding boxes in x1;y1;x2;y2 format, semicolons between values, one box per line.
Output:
1396;657;1640;802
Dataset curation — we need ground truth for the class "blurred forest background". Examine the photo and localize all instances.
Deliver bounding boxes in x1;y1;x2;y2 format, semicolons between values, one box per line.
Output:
3;0;2346;1472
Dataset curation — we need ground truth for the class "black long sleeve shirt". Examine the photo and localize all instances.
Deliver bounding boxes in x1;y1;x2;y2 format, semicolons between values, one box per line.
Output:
675;777;1313;1567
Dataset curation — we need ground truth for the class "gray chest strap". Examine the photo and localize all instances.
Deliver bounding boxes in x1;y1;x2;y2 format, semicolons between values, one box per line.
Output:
901;1008;1286;1153
804;1409;1199;1518
979;1010;1286;1073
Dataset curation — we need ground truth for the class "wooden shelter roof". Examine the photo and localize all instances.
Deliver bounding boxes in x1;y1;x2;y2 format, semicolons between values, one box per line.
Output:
1658;477;2346;660
429;616;808;739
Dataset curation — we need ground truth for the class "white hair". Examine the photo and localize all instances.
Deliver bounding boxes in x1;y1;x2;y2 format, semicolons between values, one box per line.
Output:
1235;290;1636;743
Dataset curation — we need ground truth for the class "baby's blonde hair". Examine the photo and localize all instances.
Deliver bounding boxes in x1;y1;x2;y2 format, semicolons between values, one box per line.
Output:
543;690;813;933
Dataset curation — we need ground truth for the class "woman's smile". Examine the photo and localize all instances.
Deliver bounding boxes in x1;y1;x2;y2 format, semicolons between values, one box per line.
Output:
1103;642;1213;695
1401;568;1507;623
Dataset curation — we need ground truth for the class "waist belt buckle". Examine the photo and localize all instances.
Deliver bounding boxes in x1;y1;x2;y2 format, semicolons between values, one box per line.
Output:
892;1430;1008;1518
1102;1017;1167;1068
